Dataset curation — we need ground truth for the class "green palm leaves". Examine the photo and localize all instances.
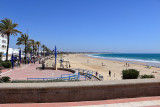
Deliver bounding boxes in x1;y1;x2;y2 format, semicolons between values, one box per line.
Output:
16;33;28;64
0;18;21;61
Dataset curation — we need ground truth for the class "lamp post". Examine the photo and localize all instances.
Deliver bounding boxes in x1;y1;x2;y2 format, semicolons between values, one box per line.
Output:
11;53;14;69
54;46;57;70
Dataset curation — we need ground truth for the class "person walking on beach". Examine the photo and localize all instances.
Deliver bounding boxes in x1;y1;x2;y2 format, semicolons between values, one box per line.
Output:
128;63;130;67
109;70;111;77
96;72;98;76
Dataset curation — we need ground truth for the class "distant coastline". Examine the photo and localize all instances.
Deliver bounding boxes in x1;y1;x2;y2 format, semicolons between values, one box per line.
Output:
87;53;160;68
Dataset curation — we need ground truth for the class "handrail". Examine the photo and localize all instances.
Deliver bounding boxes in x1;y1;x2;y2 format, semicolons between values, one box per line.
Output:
27;72;87;81
27;68;103;81
71;68;104;81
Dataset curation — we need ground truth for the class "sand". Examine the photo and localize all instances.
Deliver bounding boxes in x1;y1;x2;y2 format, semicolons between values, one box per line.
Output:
58;54;160;80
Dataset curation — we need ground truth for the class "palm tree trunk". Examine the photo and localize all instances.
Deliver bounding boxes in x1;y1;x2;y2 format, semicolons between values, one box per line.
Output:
6;34;10;61
33;46;34;56
43;49;44;57
25;44;27;64
38;45;39;56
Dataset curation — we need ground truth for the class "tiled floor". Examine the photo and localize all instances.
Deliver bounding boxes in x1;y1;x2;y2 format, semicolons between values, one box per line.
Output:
0;96;160;107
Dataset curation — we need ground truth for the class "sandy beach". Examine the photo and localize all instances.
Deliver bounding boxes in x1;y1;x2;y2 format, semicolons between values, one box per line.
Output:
55;54;160;80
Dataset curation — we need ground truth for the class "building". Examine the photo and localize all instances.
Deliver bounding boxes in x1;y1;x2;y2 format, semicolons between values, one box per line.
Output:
0;33;25;61
0;33;7;53
1;48;22;61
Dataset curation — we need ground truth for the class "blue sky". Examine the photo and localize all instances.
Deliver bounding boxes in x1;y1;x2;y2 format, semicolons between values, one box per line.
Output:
0;0;160;53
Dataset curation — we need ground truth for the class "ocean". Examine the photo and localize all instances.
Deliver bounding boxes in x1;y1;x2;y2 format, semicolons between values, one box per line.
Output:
89;53;160;67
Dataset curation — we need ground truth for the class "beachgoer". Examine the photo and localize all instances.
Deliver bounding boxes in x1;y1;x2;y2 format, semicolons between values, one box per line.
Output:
42;62;45;69
109;70;111;77
60;57;63;63
96;72;98;76
102;62;103;66
18;61;20;67
34;59;35;64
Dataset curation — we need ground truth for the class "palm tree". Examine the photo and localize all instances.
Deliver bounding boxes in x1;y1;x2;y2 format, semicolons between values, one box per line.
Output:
25;45;32;53
46;48;51;56
36;41;41;56
0;18;21;61
34;45;38;56
29;39;35;56
41;44;46;56
16;33;28;64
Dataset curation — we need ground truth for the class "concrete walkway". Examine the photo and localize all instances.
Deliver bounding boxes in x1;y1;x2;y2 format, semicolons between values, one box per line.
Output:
0;96;160;107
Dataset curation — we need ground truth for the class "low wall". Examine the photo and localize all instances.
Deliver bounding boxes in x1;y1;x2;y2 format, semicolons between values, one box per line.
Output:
0;79;160;103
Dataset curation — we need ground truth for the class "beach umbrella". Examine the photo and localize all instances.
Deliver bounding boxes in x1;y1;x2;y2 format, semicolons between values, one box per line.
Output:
11;53;14;69
19;49;21;63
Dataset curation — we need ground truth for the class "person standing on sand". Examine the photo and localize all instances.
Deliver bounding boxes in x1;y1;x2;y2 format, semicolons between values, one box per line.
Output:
96;72;98;76
109;70;111;77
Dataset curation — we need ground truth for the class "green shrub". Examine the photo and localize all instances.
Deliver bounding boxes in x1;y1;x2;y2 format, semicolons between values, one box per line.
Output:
1;76;10;82
2;61;11;68
0;60;2;67
122;69;139;79
140;74;155;79
0;63;2;67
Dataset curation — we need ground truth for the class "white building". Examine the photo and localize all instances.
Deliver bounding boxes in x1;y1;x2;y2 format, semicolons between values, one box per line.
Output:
0;33;7;53
0;33;25;61
1;48;21;61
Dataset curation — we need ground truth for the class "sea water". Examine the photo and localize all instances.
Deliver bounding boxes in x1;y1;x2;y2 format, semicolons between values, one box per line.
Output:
89;53;160;67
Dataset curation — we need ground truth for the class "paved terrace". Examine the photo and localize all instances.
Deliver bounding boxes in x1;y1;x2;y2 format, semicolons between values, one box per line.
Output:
0;62;73;80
